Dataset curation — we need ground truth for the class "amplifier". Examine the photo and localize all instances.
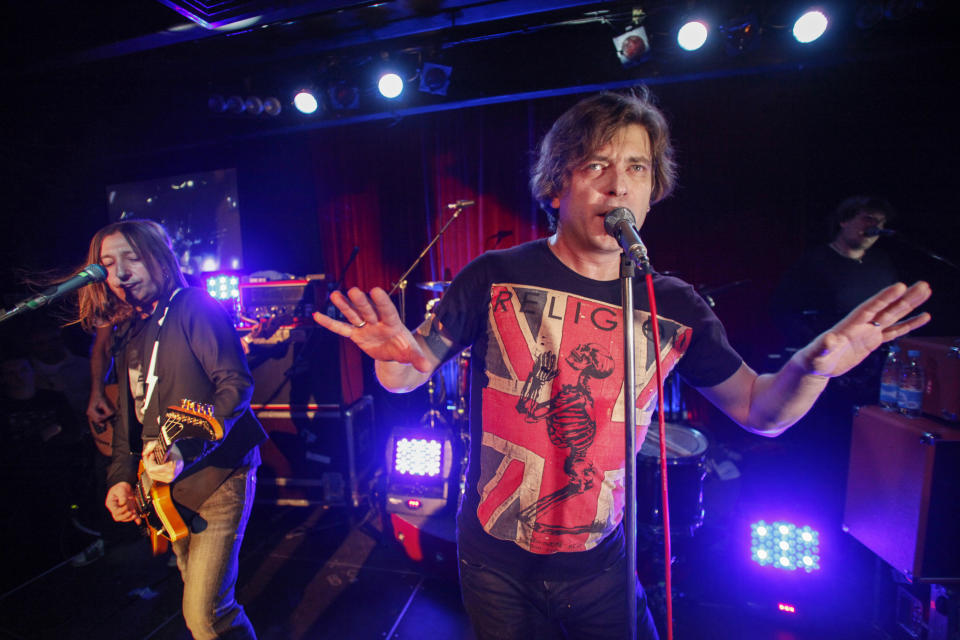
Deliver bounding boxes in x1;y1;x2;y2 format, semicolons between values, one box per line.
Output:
843;405;960;582
898;337;960;422
240;278;327;322
255;396;376;508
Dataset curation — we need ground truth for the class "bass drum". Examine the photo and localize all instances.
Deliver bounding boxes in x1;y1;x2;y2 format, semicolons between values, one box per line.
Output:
637;423;709;536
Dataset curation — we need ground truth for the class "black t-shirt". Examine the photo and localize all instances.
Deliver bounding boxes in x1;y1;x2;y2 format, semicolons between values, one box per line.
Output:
771;244;898;347
430;239;742;579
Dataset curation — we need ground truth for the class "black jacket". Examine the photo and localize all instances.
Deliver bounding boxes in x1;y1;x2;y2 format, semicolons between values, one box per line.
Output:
107;287;266;512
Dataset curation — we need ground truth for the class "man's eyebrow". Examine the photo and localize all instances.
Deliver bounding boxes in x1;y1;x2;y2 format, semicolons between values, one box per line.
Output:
582;153;651;163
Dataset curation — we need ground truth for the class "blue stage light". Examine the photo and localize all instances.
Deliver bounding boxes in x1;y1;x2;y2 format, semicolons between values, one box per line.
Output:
205;274;240;301
385;427;454;516
293;90;319;114
678;20;709;51
750;520;821;573
394;436;443;477
378;72;404;99
793;10;828;43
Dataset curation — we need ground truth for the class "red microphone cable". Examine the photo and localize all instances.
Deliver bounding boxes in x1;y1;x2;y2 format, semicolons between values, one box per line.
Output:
643;271;673;640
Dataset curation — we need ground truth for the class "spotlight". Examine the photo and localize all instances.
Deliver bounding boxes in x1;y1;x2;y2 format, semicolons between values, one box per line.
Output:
378;72;404;99
793;10;828;43
328;81;359;110
293;90;319;115
204;273;242;321
225;95;245;115
205;273;241;301
750;520;821;573
385;427;453;516
244;96;263;116
263;97;282;116
677;20;709;51
613;24;650;65
722;14;761;55
419;62;452;96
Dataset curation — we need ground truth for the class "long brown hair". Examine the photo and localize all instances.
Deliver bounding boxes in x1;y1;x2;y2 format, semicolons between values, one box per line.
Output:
77;220;188;332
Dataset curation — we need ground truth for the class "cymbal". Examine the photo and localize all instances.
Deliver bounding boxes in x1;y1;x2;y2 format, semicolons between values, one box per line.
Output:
417;281;450;292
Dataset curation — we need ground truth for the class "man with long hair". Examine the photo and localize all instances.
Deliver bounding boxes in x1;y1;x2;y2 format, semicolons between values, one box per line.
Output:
78;219;265;639
314;89;932;639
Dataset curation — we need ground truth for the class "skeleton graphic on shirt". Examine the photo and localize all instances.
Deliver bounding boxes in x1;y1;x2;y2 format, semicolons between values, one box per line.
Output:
514;342;614;535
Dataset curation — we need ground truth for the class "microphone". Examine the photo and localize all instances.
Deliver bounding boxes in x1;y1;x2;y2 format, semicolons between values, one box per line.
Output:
3;264;108;319
865;227;896;237
603;207;651;271
447;200;475;209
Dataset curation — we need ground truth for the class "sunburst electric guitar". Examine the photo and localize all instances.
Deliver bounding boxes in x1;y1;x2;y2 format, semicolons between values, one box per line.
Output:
134;399;224;555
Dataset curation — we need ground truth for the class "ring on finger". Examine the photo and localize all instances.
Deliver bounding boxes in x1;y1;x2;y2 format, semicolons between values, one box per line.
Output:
354;320;367;329
870;321;882;327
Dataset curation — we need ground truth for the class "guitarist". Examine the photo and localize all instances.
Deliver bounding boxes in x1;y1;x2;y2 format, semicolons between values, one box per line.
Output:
77;219;266;640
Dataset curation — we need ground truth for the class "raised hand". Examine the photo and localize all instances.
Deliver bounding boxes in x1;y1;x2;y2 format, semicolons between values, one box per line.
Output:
312;286;434;373
798;281;932;378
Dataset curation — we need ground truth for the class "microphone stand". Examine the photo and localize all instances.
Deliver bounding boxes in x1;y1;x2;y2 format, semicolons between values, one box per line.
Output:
389;201;470;321
889;234;959;272
619;252;639;640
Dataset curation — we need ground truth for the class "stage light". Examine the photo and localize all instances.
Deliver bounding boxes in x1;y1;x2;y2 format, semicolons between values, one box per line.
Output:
722;14;760;55
204;274;240;301
613;24;650;65
751;520;821;573
244;96;263;116
262;97;281;116
394;436;443;476
385;427;453;516
793;10;828;43
293;90;319;114
419;62;452;96
225;95;245;115
678;20;709;51
378;72;404;99
328;81;359;110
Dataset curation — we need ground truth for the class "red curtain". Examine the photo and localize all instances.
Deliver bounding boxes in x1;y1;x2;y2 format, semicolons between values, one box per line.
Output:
312;102;550;307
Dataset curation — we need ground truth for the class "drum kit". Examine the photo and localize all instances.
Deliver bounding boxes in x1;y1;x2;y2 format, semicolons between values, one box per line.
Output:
417;281;471;492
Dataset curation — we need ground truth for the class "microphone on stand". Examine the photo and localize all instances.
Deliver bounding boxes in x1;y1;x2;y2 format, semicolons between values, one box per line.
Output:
865;227;896;237
603;207;652;272
447;200;475;209
0;264;108;322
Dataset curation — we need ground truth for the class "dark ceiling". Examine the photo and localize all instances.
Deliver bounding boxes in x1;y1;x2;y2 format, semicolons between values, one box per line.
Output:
1;0;955;156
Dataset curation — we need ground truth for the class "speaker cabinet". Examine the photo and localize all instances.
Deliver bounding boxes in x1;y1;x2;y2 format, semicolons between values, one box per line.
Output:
843;405;960;582
255;396;376;508
247;326;363;408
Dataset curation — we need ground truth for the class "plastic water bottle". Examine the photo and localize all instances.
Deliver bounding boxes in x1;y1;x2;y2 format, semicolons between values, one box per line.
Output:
879;345;901;410
897;349;925;418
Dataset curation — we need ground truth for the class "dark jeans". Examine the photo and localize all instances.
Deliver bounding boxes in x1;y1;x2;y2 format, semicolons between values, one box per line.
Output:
171;466;258;640
459;549;659;640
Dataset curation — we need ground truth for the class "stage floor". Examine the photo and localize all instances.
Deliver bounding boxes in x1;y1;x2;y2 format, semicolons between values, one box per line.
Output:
0;499;886;640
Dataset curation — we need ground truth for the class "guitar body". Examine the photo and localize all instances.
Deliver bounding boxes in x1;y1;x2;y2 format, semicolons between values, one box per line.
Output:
133;400;224;555
136;461;188;555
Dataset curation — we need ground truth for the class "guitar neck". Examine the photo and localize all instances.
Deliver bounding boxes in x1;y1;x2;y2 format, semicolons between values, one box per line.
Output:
151;400;223;464
154;419;174;463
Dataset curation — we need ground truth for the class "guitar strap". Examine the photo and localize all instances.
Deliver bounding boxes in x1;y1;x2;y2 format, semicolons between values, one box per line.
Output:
140;287;183;425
